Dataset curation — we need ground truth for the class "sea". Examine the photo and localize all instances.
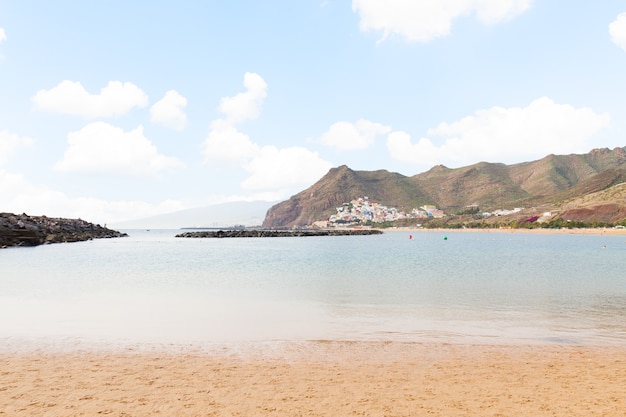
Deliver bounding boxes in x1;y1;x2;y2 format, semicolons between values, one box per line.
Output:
1;229;625;349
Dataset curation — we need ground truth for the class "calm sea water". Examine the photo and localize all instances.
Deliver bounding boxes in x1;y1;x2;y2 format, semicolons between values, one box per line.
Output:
1;230;625;348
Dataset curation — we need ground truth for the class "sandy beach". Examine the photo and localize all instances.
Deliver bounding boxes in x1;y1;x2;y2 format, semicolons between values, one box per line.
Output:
392;227;626;236
2;341;625;416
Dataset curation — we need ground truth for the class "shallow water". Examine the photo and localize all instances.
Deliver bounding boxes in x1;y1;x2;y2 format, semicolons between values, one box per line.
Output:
1;230;625;347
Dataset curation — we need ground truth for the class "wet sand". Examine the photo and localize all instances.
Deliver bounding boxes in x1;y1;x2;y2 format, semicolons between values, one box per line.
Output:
2;341;625;416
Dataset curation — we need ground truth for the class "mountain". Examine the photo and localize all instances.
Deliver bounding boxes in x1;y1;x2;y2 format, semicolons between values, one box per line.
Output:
262;147;626;228
112;201;275;229
263;167;427;227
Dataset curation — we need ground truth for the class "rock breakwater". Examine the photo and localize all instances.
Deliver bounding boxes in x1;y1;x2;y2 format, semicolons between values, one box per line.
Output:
0;213;128;248
176;229;383;238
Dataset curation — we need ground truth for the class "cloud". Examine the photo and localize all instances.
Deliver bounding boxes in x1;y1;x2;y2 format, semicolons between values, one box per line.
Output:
33;80;148;118
150;90;188;130
387;97;610;168
241;146;333;191
219;72;267;123
54;122;185;177
610;12;626;52
319;119;391;150
202;74;268;166
202;120;261;165
202;72;332;193
203;120;331;192
0;168;186;224
0;131;34;165
352;0;532;43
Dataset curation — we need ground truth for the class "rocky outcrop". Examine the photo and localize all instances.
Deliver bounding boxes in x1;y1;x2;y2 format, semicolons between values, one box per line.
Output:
176;229;383;238
0;213;128;248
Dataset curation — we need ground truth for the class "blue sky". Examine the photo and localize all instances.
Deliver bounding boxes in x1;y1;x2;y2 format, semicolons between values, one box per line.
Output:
1;1;625;224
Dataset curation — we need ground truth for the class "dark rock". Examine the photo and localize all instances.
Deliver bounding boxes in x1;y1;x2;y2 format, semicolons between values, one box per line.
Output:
0;212;128;248
175;229;383;238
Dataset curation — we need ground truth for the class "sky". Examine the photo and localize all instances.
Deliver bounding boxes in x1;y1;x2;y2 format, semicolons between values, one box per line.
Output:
1;1;626;225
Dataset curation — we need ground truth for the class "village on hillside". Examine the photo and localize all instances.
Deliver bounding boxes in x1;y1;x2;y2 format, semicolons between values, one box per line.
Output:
311;197;445;228
309;196;553;229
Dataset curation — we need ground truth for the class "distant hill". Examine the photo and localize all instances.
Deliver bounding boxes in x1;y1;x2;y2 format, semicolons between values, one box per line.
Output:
262;147;626;228
112;200;275;229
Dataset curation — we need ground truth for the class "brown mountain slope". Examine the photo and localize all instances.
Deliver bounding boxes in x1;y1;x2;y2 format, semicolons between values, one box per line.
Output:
410;162;530;210
262;147;626;228
535;167;626;207
509;147;626;197
557;180;626;223
263;165;431;227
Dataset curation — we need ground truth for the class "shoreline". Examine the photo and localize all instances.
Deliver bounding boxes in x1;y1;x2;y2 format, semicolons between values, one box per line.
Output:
2;340;625;416
385;226;626;235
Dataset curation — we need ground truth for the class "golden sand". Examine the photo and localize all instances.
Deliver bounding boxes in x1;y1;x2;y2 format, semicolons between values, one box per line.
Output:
2;341;625;416
394;227;626;235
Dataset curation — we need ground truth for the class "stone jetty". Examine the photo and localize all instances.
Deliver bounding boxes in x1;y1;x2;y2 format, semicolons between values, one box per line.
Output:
0;212;128;248
176;229;383;238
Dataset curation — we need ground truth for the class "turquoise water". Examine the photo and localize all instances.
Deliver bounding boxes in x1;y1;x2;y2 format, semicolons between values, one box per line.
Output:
1;230;625;347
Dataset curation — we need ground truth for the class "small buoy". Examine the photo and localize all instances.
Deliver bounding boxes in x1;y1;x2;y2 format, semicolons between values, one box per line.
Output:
444;236;448;240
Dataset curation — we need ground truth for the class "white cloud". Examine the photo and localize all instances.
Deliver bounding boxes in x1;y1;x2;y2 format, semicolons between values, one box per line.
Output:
202;74;268;166
202;73;268;165
219;72;267;123
0;131;34;165
387;97;610;167
203;119;332;192
352;0;532;43
202;72;332;194
54;122;185;177
150;90;188;130
610;12;626;52
0;168;186;224
319;119;391;150
202;119;261;165
242;146;333;191
33;80;148;118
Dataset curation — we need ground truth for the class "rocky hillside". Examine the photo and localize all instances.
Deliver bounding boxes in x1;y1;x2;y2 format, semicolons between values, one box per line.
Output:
1;213;128;248
558;182;626;223
263;167;427;227
262;147;626;227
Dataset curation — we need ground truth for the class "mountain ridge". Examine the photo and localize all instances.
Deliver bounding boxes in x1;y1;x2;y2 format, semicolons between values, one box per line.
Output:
262;146;626;228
